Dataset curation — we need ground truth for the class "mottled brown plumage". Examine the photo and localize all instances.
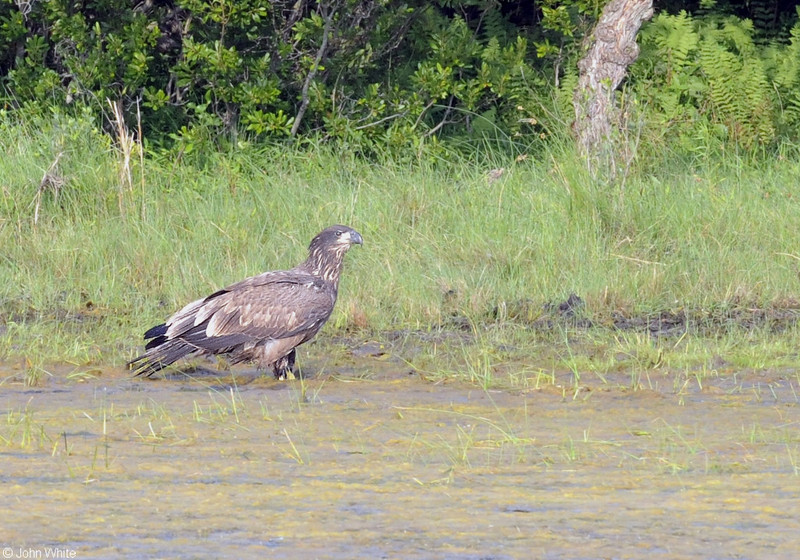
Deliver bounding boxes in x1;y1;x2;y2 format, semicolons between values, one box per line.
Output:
129;225;363;378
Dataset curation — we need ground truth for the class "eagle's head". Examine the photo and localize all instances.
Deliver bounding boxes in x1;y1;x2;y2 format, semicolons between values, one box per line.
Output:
309;225;363;253
305;225;363;282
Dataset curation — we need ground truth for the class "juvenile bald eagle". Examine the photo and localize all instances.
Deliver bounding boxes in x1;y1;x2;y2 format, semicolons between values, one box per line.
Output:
129;225;363;379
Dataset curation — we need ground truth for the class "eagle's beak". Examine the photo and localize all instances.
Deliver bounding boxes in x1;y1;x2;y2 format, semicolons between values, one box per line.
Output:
350;231;363;246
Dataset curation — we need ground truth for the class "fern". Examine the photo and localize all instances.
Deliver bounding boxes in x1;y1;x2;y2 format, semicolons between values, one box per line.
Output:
699;19;774;147
740;57;775;145
698;35;738;124
479;3;511;44
719;16;757;55
634;11;702;127
556;62;578;118
770;17;800;131
633;12;779;149
641;11;699;78
747;0;779;39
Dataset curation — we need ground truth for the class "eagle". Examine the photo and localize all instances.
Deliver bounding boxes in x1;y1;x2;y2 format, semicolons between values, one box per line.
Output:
129;225;363;379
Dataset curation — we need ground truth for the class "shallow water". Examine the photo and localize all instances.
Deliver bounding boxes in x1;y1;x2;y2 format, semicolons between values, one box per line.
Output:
1;356;799;559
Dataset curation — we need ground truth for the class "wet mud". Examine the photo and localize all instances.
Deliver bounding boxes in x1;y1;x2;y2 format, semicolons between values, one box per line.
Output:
493;293;800;337
1;352;799;559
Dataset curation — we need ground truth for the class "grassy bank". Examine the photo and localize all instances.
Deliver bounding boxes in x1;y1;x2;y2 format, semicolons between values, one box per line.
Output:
2;113;800;380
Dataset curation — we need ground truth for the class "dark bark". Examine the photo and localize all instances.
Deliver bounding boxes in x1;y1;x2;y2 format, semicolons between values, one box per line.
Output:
572;0;654;168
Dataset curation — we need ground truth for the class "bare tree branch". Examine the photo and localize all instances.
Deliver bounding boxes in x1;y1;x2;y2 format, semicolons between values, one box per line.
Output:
290;6;335;137
412;100;436;130
353;111;409;131
423;98;455;138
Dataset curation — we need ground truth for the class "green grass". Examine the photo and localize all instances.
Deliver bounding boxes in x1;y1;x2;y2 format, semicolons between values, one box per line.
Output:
1;112;800;379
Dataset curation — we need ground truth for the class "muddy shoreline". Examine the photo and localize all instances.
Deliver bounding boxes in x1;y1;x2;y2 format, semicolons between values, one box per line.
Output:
2;294;799;558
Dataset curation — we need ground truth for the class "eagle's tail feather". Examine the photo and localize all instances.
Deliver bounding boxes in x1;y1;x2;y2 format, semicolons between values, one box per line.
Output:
128;339;195;377
143;323;168;350
144;323;167;339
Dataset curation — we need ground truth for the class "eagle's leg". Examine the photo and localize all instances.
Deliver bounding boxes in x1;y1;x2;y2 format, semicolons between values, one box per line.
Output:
213;355;232;371
272;349;297;380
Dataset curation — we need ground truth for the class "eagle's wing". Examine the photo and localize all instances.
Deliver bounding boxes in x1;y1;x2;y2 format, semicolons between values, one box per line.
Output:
166;270;337;344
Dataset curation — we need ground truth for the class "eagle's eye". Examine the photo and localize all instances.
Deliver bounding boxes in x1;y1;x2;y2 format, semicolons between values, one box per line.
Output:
335;230;343;237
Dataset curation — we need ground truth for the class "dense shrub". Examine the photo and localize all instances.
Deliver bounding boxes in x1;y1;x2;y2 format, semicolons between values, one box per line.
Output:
0;1;555;152
0;1;798;156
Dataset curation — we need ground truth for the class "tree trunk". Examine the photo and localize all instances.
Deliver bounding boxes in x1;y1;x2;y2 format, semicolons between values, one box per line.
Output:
572;0;653;171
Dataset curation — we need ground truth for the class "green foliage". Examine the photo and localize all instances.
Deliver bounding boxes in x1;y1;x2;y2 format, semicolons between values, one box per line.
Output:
0;1;799;156
698;17;774;146
0;0;559;154
633;9;800;151
768;11;800;134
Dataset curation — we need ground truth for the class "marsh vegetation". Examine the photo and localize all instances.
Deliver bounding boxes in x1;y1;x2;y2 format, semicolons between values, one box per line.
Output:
2;111;800;555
